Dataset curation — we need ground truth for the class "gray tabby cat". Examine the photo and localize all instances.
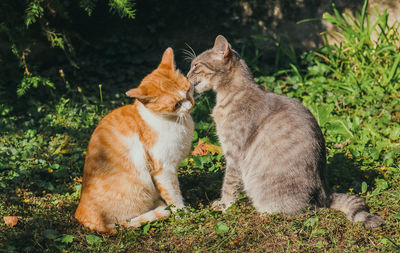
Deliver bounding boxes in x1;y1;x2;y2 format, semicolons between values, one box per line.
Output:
187;35;383;227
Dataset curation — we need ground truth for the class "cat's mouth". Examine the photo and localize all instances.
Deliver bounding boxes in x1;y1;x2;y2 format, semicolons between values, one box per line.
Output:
191;81;200;87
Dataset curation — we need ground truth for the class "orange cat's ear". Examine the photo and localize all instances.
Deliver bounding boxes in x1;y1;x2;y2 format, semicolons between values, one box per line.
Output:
126;87;153;104
159;47;175;70
213;35;231;59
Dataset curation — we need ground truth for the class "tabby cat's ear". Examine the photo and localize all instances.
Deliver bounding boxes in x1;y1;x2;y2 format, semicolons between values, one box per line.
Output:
126;87;153;104
159;47;175;70
213;35;231;59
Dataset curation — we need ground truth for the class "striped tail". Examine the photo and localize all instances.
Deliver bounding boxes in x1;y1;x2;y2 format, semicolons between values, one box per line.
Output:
329;193;384;228
125;200;171;228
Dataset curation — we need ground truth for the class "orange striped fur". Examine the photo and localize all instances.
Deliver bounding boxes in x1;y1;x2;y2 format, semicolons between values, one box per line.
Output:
75;48;194;234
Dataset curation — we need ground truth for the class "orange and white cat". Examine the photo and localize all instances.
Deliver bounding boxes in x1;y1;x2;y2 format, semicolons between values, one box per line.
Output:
75;48;194;234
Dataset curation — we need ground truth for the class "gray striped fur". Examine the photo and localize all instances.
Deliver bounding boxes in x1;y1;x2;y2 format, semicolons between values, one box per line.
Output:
187;35;383;228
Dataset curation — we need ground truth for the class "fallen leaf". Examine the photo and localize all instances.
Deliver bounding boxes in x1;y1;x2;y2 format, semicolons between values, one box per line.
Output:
191;139;208;156
73;177;83;183
191;139;223;156
380;166;388;172
204;142;222;155
3;216;22;227
53;135;69;155
334;139;350;148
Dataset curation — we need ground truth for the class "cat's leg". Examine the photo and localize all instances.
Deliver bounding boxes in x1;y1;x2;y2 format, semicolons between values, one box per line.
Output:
151;165;185;210
212;158;242;211
124;199;170;228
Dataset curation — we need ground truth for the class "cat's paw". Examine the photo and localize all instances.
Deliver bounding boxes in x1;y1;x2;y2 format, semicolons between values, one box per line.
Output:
211;199;232;212
169;204;186;213
124;217;142;228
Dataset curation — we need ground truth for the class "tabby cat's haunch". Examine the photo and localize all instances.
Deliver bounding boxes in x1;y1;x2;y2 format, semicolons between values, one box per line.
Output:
187;35;383;227
75;48;194;234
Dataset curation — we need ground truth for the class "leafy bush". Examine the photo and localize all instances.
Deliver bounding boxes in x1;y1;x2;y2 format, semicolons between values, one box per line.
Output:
256;0;400;189
0;0;135;97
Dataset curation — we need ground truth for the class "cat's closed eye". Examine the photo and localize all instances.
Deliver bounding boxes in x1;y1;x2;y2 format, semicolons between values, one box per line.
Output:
174;100;184;110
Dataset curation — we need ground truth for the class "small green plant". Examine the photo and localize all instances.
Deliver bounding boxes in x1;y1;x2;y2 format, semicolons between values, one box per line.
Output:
320;0;400;95
1;0;136;97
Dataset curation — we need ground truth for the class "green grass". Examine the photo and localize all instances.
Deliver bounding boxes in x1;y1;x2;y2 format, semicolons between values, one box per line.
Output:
1;1;400;251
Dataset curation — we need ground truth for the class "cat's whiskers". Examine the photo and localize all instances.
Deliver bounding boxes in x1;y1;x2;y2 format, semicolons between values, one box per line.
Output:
182;43;197;62
178;114;185;126
176;114;189;129
182;50;195;62
174;114;181;125
185;43;196;58
194;93;203;100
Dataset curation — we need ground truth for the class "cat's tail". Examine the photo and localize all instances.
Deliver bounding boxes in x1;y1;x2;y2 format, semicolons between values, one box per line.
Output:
329;193;384;228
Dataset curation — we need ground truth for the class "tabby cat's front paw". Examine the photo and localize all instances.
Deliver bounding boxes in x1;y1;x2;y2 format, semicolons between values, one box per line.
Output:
211;199;233;212
169;204;186;213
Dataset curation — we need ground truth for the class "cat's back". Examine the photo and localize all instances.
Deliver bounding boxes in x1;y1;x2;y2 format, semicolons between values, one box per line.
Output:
262;91;319;128
247;90;324;158
91;104;140;138
215;85;321;144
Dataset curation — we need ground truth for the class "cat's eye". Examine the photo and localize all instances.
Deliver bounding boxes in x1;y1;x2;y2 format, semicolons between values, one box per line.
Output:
174;100;184;110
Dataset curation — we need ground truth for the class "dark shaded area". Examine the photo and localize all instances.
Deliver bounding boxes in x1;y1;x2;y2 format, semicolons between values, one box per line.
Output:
179;171;224;207
327;153;380;193
0;193;80;252
1;0;365;109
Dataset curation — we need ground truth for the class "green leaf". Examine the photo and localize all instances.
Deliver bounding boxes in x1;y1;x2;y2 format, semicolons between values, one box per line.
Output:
327;120;353;138
192;130;199;142
193;156;203;168
389;127;400;140
86;234;102;245
143;223;151;234
108;0;136;19
304;217;318;227
386;51;400;85
215;222;229;235
383;148;400;161
179;158;189;167
60;234;74;244
394;211;400;220
361;181;368;194
373;179;389;194
43;229;59;240
308;104;334;127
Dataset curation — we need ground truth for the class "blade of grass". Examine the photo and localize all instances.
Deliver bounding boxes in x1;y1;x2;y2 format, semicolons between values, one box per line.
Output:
385;53;400;86
360;0;369;32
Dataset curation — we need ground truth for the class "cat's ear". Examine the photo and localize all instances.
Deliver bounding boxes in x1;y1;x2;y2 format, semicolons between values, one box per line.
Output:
159;47;175;70
126;87;153;104
213;35;231;59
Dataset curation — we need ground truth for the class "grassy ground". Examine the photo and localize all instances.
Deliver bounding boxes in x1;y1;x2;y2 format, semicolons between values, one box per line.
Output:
1;3;400;252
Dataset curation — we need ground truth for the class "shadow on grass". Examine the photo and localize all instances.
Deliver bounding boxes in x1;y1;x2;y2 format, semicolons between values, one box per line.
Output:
0;194;80;252
1;124;90;198
327;152;380;193
179;170;224;208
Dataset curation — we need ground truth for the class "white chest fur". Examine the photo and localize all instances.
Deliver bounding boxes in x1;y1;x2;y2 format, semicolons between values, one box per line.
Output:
138;104;194;170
